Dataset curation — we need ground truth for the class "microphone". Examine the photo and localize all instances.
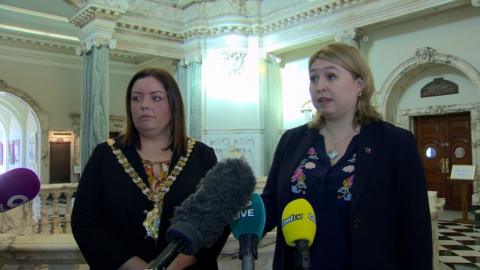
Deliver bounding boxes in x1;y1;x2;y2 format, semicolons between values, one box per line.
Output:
281;198;316;270
147;158;256;270
0;168;41;212
230;192;266;270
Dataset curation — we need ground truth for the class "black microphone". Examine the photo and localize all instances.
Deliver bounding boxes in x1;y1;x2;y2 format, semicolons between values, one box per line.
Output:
147;158;256;270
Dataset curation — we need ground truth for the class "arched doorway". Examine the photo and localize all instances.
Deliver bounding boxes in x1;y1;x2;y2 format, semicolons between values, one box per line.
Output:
380;47;480;210
0;80;46;181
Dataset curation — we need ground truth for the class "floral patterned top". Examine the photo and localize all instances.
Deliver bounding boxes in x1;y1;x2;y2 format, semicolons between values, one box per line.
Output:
289;134;358;270
142;159;170;193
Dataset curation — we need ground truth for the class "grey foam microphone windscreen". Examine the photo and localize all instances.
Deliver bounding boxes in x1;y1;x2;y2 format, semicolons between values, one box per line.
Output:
167;158;256;254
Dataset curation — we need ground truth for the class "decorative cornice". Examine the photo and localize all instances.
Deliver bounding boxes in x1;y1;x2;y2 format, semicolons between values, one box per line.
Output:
111;0;363;41
0;39;146;68
116;22;257;41
115;22;183;41
262;0;363;33
0;33;77;52
183;24;255;40
70;3;124;28
2;0;470;61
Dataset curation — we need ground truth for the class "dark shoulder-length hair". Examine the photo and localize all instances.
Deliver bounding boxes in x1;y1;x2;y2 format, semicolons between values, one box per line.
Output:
122;68;187;157
308;42;382;129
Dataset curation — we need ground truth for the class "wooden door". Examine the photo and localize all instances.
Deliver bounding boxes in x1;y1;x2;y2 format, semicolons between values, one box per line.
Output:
50;141;71;183
414;112;472;210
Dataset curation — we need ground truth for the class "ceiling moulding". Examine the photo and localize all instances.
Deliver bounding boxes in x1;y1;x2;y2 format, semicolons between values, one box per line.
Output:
0;4;69;22
115;22;183;41
70;3;125;28
262;0;469;53
0;33;77;54
116;21;259;42
182;24;257;40
110;50;154;64
0;44;137;75
261;0;366;34
363;0;471;29
114;29;183;59
0;34;153;66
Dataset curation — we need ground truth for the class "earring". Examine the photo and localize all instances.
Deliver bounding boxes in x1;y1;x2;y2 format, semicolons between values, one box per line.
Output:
358;92;363;97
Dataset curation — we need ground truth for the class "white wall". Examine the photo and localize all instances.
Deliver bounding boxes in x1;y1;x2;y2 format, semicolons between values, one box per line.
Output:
279;43;329;130
0;62;133;129
0;47;136;181
367;5;480;109
276;6;480;128
203;38;261;130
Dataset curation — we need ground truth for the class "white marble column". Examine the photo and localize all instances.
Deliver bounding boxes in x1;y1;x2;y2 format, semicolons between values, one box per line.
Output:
177;55;203;140
70;3;122;171
262;53;283;174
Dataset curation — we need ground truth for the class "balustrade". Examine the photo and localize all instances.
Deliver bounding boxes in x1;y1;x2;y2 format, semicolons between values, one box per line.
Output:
0;181;445;269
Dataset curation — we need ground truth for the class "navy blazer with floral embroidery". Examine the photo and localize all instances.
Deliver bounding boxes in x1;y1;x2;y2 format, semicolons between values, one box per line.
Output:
261;121;433;270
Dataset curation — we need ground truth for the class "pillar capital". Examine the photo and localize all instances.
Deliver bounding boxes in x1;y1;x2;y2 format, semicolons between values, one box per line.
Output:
70;1;123;55
74;18;117;55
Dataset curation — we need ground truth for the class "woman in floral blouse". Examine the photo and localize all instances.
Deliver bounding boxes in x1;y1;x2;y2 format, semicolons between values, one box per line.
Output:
261;43;432;270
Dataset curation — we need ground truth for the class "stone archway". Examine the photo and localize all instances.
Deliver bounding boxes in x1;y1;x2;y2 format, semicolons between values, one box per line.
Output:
0;80;49;182
379;47;480;123
379;47;480;207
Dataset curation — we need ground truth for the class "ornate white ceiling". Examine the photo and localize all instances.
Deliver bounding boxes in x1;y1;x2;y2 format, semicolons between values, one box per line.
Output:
0;0;474;65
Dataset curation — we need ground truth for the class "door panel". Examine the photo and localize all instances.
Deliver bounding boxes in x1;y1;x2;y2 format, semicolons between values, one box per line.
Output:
415;118;446;199
50;141;71;183
445;114;472;210
414;112;472;210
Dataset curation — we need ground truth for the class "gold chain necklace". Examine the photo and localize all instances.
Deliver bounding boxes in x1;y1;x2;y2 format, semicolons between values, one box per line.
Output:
107;138;195;239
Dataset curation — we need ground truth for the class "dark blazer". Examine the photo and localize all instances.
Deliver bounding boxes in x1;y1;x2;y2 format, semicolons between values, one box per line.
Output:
71;138;229;270
261;121;433;270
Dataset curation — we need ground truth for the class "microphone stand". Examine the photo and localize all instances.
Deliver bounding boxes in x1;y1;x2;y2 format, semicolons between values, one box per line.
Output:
294;239;311;270
239;234;259;270
146;239;186;270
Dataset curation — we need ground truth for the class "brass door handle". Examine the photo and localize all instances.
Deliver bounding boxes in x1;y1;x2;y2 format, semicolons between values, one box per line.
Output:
439;158;445;174
445;158;450;174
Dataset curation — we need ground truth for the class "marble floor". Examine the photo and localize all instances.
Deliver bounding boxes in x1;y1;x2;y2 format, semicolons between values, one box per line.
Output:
439;210;480;270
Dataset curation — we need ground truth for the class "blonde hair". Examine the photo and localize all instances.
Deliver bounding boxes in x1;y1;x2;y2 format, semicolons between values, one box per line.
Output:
308;42;381;129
